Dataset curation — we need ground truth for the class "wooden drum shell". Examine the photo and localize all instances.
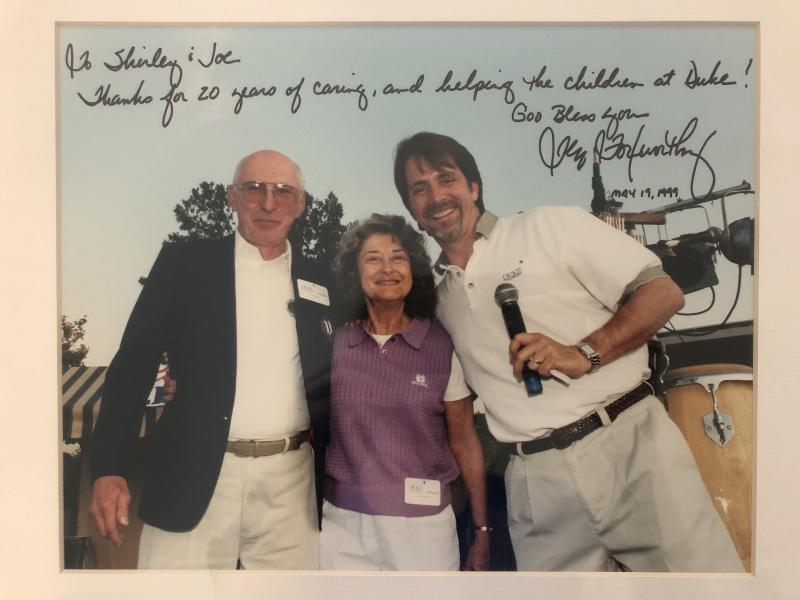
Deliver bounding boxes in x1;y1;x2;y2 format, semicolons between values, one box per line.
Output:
664;363;753;571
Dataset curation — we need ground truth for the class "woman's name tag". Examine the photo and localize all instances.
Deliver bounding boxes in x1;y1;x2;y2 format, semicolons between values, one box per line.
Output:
404;478;440;506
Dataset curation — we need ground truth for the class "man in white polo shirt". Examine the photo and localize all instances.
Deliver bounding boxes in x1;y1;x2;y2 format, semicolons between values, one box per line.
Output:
392;131;742;572
90;150;335;569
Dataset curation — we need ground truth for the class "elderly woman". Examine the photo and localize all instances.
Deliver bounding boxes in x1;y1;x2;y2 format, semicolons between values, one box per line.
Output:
320;213;489;571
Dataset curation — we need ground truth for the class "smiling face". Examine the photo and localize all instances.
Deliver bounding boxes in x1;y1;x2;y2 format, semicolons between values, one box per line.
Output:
403;155;481;247
357;233;413;306
227;150;305;260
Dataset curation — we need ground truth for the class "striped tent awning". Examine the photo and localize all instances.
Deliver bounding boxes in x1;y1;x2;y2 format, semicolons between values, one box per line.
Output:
62;366;164;441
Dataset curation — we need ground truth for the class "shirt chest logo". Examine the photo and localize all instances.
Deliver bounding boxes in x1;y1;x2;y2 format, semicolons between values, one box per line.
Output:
411;374;429;388
502;266;522;281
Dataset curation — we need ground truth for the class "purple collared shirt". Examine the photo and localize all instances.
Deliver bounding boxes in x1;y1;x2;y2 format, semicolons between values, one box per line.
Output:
324;318;460;517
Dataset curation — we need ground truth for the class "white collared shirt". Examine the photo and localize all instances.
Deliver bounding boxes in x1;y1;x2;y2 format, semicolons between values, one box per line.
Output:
228;231;309;439
435;207;665;442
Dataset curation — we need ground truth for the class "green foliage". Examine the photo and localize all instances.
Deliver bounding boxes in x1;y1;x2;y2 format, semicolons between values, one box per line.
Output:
167;182;235;243
163;181;348;271
62;315;89;369
289;191;350;270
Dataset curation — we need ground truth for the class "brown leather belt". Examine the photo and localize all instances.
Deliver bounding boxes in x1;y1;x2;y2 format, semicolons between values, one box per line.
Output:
507;382;652;456
226;431;309;458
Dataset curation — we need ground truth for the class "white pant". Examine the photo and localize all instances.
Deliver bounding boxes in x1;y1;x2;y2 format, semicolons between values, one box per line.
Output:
319;501;459;571
505;396;743;572
138;443;319;569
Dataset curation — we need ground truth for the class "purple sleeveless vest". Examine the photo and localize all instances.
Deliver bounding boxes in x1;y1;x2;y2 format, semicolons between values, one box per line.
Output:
324;318;460;517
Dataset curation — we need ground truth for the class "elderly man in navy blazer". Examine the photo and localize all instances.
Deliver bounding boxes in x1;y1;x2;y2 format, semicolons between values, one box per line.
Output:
89;150;334;569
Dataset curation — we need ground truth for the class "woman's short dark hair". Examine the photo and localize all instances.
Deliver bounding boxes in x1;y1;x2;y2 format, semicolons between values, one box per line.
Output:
335;213;437;323
393;131;485;214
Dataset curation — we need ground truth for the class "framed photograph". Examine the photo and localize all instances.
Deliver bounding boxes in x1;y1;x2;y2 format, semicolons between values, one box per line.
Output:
2;0;797;598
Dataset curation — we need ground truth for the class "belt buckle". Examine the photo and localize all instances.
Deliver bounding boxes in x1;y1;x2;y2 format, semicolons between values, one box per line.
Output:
549;427;573;450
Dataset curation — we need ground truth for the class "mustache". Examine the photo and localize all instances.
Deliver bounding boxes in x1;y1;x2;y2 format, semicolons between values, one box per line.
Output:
423;200;460;220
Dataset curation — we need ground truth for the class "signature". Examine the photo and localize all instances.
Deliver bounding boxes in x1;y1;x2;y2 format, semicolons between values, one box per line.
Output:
538;127;588;173
595;117;716;199
539;116;717;200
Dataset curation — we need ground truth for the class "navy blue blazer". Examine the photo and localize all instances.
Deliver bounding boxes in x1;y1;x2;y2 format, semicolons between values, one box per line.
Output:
92;235;334;532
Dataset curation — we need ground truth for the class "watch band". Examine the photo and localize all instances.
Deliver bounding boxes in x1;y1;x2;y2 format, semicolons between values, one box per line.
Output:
577;343;601;374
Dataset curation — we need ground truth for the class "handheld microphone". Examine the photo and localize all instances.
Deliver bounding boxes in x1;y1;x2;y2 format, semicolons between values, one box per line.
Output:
494;283;543;396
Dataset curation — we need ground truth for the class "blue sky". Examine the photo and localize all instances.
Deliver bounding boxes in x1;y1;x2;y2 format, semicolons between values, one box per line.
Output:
58;24;756;364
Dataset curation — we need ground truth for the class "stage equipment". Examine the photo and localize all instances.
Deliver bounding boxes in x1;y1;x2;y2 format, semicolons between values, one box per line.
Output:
589;159;754;295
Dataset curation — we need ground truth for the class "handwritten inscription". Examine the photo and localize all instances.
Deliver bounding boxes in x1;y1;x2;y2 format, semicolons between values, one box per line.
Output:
63;42;752;200
539;127;589;172
609;186;680;200
231;84;277;115
65;44;91;79
538;115;717;199
104;46;182;74
383;74;425;96
435;69;515;103
684;60;736;89
564;66;645;91
595;116;717;197
77;80;153;107
313;77;369;111
522;67;554;90
190;42;241;68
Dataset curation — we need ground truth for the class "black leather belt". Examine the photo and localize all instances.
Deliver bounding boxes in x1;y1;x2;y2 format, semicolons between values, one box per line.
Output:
507;382;652;456
226;431;308;458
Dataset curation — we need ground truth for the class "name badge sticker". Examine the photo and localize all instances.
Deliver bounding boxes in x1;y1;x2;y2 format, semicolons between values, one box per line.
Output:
297;279;330;306
404;477;441;506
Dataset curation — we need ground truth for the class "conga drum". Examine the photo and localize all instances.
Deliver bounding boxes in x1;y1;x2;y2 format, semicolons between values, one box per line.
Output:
664;364;753;571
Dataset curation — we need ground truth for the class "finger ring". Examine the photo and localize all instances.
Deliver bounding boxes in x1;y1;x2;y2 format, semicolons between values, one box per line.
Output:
528;356;541;365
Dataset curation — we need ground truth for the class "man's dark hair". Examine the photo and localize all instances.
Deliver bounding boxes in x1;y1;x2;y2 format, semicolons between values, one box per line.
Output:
335;213;437;324
393;131;485;214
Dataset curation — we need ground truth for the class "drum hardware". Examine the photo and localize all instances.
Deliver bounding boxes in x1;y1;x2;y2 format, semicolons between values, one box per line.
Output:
646;339;670;407
703;383;734;446
665;370;752;446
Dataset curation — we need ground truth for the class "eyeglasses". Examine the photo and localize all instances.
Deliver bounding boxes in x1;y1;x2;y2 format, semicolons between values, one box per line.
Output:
231;181;302;204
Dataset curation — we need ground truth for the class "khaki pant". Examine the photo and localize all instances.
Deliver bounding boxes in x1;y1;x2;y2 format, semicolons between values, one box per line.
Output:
138;443;318;569
505;396;743;572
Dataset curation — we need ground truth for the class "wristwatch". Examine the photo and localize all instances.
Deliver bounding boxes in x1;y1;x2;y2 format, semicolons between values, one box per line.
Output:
576;342;601;374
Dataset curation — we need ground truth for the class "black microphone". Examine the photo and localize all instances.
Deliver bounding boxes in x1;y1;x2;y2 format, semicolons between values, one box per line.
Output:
494;283;543;396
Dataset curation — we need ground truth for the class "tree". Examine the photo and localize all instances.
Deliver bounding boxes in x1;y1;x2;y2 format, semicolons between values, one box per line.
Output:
62;315;89;369
164;181;348;270
289;191;349;270
167;182;235;243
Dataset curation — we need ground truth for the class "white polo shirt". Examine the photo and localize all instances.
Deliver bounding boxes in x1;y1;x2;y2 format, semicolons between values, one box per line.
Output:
435;207;665;442
228;232;309;440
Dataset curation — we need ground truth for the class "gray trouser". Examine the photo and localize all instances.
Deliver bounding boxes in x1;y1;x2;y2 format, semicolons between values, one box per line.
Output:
505;396;743;572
